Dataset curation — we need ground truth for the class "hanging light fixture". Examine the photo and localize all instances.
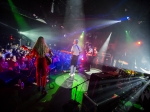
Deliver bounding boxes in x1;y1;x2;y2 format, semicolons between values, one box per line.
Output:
51;0;55;13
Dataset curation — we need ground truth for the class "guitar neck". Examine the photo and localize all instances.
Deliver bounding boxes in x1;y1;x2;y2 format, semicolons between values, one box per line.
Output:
61;50;72;54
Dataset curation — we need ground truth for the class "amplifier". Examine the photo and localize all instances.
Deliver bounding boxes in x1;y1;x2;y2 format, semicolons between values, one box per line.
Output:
81;93;119;112
87;72;118;102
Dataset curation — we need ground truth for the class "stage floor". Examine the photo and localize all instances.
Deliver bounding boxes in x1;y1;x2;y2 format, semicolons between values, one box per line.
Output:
0;69;150;112
0;71;89;112
84;68;101;75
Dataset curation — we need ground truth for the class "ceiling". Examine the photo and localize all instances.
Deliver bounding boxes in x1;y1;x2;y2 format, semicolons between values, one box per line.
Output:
0;0;150;35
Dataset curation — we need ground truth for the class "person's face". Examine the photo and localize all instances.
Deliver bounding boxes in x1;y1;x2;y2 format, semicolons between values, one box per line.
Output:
73;40;76;44
10;54;13;57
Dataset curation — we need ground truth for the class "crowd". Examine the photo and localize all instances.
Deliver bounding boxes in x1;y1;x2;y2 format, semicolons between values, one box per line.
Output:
0;43;82;73
0;43;34;72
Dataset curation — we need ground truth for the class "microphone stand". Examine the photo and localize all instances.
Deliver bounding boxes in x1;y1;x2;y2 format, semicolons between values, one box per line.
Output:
70;79;89;104
63;79;89;111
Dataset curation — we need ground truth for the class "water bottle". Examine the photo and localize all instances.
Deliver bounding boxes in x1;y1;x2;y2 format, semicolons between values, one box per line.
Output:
21;82;24;89
18;79;21;87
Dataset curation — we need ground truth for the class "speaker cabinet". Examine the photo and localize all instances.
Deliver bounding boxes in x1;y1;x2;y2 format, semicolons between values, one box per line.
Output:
87;72;118;102
81;93;119;112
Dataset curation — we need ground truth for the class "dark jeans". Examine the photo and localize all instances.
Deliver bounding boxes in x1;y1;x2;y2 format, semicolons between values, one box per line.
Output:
70;55;79;67
86;56;93;71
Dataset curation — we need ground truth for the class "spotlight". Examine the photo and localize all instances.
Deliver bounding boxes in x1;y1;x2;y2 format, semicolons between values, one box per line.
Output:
61;26;64;28
33;14;36;17
137;41;141;45
19;31;23;34
138;21;142;24
127;17;130;20
136;41;142;46
10;35;13;40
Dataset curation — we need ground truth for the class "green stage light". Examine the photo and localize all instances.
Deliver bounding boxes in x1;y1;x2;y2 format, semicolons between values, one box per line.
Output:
8;0;29;30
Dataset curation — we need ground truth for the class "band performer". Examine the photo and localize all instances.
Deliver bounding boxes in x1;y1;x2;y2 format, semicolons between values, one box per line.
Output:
70;39;82;76
86;44;93;71
93;47;98;67
32;36;53;94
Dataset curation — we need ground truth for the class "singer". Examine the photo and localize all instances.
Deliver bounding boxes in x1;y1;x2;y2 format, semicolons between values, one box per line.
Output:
32;36;53;94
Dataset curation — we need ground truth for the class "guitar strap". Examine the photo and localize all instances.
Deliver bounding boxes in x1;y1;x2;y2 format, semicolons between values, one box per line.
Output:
76;45;80;53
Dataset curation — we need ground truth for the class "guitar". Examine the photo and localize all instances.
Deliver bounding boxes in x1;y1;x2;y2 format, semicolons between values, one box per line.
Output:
45;55;52;65
20;45;32;51
46;50;53;65
86;52;93;56
118;60;128;65
60;50;72;54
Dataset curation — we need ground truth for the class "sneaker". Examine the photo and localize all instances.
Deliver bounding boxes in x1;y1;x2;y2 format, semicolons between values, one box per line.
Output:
42;88;47;94
69;73;73;77
42;90;47;94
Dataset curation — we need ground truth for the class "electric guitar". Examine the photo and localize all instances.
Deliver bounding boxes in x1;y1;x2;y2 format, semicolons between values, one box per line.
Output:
118;60;128;65
60;50;72;54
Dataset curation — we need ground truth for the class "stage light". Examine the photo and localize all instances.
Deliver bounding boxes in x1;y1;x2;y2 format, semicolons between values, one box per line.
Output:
138;42;141;44
126;31;127;32
137;41;141;45
80;35;83;38
81;58;84;61
138;21;142;24
19;31;26;35
10;35;13;40
135;41;142;46
127;17;130;20
51;0;55;13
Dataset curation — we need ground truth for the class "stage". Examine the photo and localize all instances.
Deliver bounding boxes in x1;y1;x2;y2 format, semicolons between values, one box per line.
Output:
0;68;150;112
0;70;90;112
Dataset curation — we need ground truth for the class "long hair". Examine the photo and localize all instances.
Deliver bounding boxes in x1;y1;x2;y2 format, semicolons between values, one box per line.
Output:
33;36;49;57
